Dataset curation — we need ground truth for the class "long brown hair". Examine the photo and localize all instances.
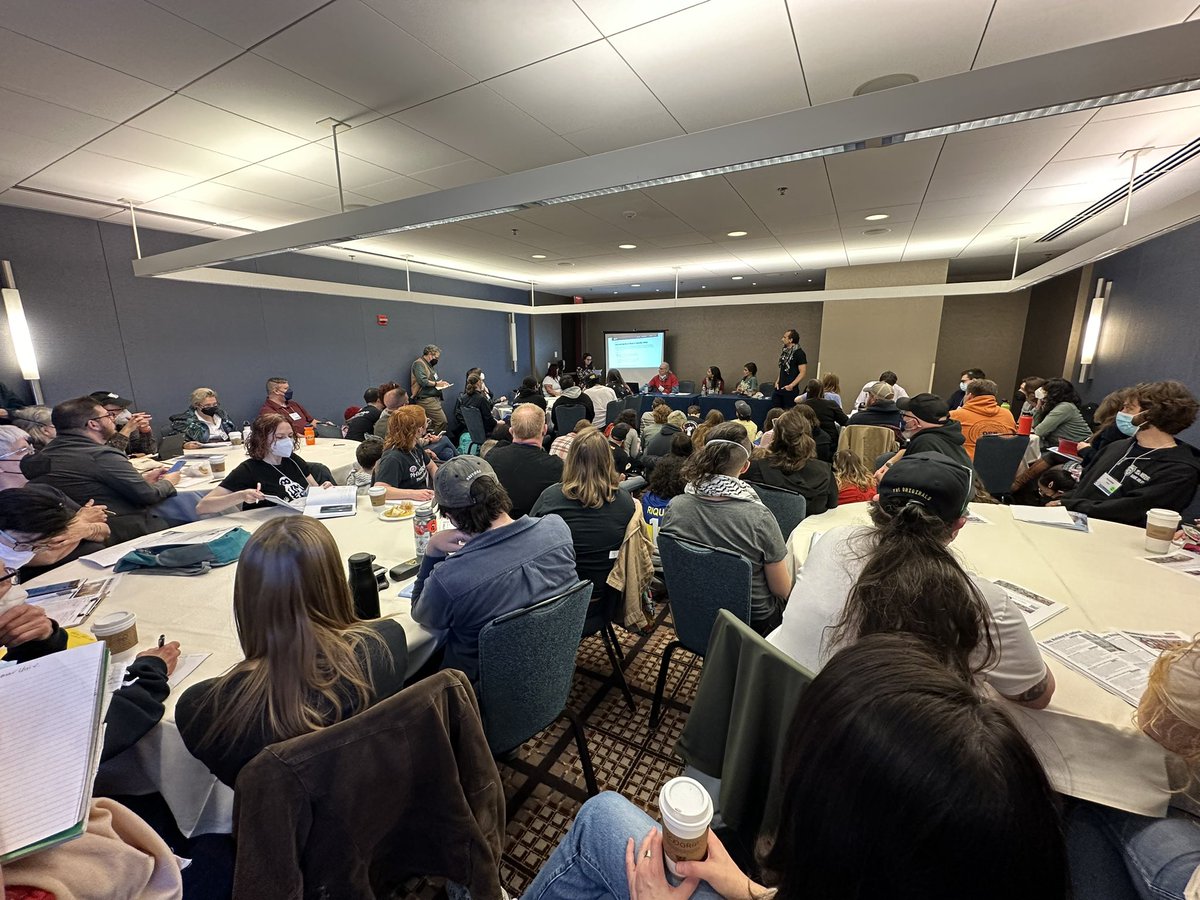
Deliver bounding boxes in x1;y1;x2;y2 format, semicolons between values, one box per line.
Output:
821;372;841;396
763;408;816;474
562;427;617;508
246;413;293;460
384;404;424;451
691;409;726;449
195;518;389;751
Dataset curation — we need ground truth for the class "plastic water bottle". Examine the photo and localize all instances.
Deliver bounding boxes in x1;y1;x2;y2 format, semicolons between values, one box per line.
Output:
414;502;437;557
241;420;251;444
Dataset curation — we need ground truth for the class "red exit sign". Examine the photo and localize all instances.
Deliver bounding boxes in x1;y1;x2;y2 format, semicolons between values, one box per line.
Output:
376;314;389;326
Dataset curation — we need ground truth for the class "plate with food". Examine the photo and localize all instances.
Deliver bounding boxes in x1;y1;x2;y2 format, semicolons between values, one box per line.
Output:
377;502;415;522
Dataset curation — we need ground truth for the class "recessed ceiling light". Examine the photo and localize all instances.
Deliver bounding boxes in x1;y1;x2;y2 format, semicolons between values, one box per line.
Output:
613;291;618;294
726;230;748;237
862;227;892;235
731;275;743;280
751;282;757;286
853;73;919;96
808;278;814;283
701;285;707;289
864;214;889;221
557;261;575;267
631;283;641;287
531;253;547;259
618;243;637;250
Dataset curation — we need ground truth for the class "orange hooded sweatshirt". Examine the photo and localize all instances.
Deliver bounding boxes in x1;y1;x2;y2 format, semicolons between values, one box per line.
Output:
950;394;1017;458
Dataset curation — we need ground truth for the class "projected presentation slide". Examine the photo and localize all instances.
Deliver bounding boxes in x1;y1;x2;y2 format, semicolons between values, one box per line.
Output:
605;331;666;385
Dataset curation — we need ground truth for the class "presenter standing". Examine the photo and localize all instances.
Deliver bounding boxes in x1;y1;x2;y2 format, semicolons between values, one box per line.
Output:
775;329;808;409
646;362;679;394
411;344;451;434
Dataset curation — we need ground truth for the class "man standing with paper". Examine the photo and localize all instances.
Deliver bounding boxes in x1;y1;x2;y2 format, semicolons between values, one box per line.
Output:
411;344;451;434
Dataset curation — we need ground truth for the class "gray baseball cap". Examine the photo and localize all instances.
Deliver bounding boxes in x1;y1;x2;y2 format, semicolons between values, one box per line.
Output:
434;456;497;507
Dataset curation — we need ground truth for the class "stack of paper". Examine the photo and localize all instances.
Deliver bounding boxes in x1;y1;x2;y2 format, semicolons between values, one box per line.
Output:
994;580;1068;629
25;576;121;627
1041;629;1190;706
1010;506;1089;532
1142;551;1200;580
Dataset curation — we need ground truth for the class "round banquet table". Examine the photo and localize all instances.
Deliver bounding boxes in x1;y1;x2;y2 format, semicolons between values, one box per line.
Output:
20;492;439;836
783;501;1198;817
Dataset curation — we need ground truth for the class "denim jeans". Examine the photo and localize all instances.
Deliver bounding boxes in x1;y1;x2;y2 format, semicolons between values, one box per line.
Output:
521;792;722;900
1065;799;1200;900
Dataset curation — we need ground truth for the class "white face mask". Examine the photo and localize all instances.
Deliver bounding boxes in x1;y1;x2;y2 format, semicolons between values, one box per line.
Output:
271;438;294;458
1034;388;1047;401
113;410;132;426
0;544;36;570
959;381;968;392
478;372;486;381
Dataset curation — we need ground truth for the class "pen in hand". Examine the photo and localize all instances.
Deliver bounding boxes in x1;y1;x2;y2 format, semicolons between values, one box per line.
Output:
158;634;165;648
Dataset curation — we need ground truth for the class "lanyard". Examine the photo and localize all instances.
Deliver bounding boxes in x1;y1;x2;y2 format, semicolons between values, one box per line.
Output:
1104;445;1160;483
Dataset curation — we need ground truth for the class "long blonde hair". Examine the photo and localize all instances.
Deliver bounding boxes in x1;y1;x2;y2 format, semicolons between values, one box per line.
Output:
1137;636;1200;770
196;517;389;750
562;427;617;509
834;448;875;492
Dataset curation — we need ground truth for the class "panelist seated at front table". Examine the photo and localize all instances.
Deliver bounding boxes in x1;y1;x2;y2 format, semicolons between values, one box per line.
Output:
645;362;679;394
195;414;333;514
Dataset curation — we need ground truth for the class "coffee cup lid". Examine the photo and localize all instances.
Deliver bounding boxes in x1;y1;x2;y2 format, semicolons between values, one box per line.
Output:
659;777;712;829
91;610;135;636
368;485;386;493
1148;508;1181;519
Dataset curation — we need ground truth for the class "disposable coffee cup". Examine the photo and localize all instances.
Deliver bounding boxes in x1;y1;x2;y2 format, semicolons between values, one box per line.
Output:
368;486;387;507
229;432;242;445
1146;508;1182;553
209;454;227;474
91;610;138;654
658;776;712;877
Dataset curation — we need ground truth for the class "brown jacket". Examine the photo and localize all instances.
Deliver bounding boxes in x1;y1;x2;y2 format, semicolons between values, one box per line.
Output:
607;497;656;630
231;670;505;900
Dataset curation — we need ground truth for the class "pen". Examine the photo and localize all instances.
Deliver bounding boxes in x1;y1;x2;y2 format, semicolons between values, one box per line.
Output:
158;634;165;648
105;509;117;516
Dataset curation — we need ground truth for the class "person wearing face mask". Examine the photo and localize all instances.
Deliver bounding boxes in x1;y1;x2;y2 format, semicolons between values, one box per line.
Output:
1053;381;1200;526
195;414;331;514
411;345;451;435
0;485;111;580
1011;377;1095;493
259;376;315;427
0;425;33;489
874;393;971;481
22;398;180;542
166;387;234;447
89;391;157;457
947;368;986;411
449;373;498;448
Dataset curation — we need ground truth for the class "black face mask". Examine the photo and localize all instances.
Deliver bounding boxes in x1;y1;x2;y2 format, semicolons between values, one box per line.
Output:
429;357;440;367
200;405;220;416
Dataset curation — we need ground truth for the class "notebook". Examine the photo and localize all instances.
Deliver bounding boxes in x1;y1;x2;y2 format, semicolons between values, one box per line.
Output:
0;642;110;863
302;485;359;519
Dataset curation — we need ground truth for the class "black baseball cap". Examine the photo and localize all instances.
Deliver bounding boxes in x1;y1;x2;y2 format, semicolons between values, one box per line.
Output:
897;392;949;423
89;391;132;408
878;452;973;523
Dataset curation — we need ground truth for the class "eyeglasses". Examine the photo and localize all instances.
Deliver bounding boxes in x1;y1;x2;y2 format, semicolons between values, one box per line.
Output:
0;446;31;460
89;413;115;423
0;529;50;553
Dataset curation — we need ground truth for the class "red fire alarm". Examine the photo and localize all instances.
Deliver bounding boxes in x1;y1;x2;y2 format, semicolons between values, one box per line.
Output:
376;314;389;326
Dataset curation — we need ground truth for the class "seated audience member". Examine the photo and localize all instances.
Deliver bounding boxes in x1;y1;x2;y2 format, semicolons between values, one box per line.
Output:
532;428;636;599
702;366;725;394
847;381;902;430
606;368;632;399
197;414;332;514
551;418;592;460
642;409;687;469
608;424;635;478
646;361;680;395
0;485;111;580
22;397;180;542
684;405;702;436
792;402;832;463
512;376;547;410
834;448;877;504
90;390;157;457
450;373;498;448
466;366;504;408
167;387;234;447
577;352;600;383
543;362;563;398
799;379;847;446
177;517;407;787
877;393;971;477
949;378;1017;459
745;408;838;516
734;400;760;443
642;399;669;443
346;439;384;488
757;407;784;449
480;421;511;458
371;383;407;439
769;452;1054;709
485;404;563;518
584;374;618;427
412;456;575;682
662;422;793;634
0;425;32;489
1058;380;1200;526
948;367;987;411
691;409;725;450
1077;386;1131;466
10;404;55;450
733;362;759;396
550;375;595;435
344;387;383;442
853;370;909;410
641;454;686;553
1065;637;1200;900
1037;465;1077;503
821;371;843;408
0;382;24;421
1016;375;1047;420
525;634;1067;900
373;406;437;502
259;376;315;426
1015;377;1110;491
610;409;641;459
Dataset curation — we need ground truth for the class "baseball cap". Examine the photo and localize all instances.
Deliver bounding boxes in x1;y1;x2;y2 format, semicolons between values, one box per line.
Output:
878;453;973;523
610;423;631;443
89;391;132;408
434;456;497;507
866;381;894;401
897;392;949;423
734;400;752;416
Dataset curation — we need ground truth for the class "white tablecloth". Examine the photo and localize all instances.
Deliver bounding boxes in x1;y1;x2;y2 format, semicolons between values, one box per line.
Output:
22;493;438;835
157;438;360;524
784;502;1198;816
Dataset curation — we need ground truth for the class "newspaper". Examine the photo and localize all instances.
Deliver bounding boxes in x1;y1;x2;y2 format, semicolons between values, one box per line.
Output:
1040;629;1190;706
1142;551;1200;580
993;580;1068;629
26;576;122;627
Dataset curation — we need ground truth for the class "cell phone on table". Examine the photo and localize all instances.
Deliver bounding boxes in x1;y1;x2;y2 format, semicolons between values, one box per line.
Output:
166;458;188;475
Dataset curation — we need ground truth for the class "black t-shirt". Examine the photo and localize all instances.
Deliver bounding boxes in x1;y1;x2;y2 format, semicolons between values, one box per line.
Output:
375;447;428;491
345;405;382;442
486;443;564;518
530;484;635;596
778;344;808;384
745;458;838;516
220;456;313;509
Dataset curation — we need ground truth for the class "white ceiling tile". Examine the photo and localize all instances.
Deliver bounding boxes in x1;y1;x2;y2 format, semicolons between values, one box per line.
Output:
183;53;373;140
103;207;211;234
1092;89;1200;122
0;27;169;120
23;150;198;201
1053;112;1200;161
572;0;707;36
306;189;377;213
165;182;324;221
409;158;505;189
364;0;600;80
0;131;78;184
0;88;116;148
825;139;944;210
327;117;467;174
395;85;583;173
608;0;809;132
0;189;117;218
255;0;475;113
215;165;334;203
974;0;1198;68
1025;146;1181;190
141;194;248;225
260;143;402;193
149;0;327;47
917;195;1009;217
643;178;761;235
0;0;240;88
190;223;253;239
126;95;309;161
1005;182;1128;212
788;0;992;105
85;126;246;179
355;174;433;203
560;110;686;156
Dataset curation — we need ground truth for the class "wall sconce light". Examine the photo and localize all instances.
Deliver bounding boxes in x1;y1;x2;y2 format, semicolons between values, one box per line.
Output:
1;261;45;404
1079;277;1111;382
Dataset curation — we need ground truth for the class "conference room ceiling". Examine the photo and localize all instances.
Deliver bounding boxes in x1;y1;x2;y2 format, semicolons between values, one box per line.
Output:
2;0;1200;299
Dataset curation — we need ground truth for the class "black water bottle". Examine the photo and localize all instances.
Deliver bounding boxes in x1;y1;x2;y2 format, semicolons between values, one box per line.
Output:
347;552;380;619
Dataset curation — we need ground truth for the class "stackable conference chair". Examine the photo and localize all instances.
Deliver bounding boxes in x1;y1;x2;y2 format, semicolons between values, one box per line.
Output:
605;399;622;426
581;586;638;711
477;581;599;809
748;482;807;541
460;405;488;456
973;434;1031;502
554;404;587;434
157;431;186;460
651;535;752;729
678;380;695;393
624;395;642;413
313;422;342;438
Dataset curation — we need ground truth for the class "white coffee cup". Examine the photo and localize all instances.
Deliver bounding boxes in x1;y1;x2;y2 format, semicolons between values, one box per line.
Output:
658;776;713;877
368;486;387;507
1146;508;1182;553
91;610;138;654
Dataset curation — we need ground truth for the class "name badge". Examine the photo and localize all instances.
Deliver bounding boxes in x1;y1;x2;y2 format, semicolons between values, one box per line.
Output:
1095;472;1121;496
288;411;301;421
